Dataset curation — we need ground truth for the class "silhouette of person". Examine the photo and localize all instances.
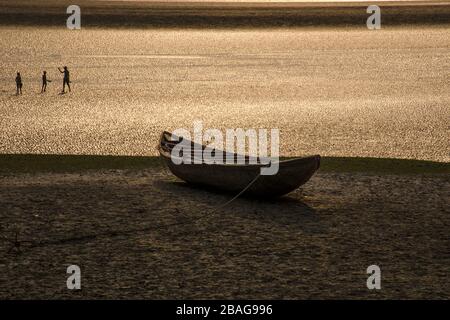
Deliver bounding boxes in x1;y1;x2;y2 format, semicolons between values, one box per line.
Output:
41;71;52;93
58;66;71;93
15;72;22;95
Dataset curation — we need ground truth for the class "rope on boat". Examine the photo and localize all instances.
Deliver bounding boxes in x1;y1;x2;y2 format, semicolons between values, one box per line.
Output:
210;172;261;213
2;172;262;253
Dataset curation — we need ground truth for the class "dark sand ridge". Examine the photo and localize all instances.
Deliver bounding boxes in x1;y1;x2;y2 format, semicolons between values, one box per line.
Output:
0;154;449;174
0;156;448;298
0;0;449;28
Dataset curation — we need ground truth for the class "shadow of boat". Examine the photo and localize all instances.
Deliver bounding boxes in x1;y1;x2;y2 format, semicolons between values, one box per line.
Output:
153;179;326;235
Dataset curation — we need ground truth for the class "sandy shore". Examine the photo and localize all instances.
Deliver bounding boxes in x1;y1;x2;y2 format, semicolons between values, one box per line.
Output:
0;168;448;299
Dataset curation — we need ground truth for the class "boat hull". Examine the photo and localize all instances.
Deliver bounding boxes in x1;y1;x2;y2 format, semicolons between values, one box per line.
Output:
159;131;320;197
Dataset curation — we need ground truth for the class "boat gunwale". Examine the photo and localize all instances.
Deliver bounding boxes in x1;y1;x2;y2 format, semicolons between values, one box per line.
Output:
158;131;320;168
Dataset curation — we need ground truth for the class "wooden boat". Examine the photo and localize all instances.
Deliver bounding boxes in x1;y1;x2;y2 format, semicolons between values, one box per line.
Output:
158;131;320;197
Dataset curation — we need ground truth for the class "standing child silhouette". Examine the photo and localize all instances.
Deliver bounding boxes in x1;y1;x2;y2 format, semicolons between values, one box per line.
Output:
41;71;52;93
15;72;22;95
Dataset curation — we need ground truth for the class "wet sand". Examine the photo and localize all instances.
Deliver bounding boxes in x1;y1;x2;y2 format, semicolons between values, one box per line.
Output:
1;26;449;161
0;168;448;299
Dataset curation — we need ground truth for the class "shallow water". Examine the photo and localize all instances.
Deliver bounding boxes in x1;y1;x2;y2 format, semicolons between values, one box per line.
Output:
0;26;449;161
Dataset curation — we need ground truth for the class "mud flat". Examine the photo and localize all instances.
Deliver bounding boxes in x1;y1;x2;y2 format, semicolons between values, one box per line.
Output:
0;160;448;299
1;26;449;161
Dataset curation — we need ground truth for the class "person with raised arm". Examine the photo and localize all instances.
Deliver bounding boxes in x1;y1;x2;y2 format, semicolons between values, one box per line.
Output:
58;66;71;93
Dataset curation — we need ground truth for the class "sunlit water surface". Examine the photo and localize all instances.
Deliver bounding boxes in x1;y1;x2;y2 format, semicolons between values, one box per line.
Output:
0;27;448;161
